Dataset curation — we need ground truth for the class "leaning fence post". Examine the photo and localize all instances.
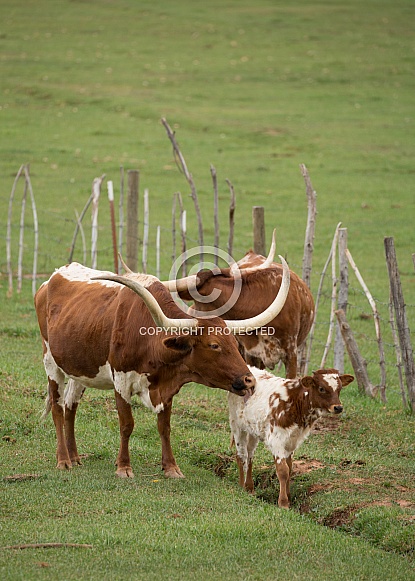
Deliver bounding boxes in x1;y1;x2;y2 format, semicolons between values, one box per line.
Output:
252;206;265;256
126;169;139;272
389;293;407;409
346;248;387;402
320;222;341;368
335;309;377;398
384;236;415;412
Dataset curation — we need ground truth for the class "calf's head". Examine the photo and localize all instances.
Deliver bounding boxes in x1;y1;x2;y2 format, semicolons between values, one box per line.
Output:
301;368;354;416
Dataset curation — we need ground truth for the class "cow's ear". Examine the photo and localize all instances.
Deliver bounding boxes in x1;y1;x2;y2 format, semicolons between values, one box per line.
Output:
301;376;315;389
340;374;354;387
163;336;192;354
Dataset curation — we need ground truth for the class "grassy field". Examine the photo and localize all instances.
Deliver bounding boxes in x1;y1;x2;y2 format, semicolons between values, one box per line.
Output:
1;0;415;579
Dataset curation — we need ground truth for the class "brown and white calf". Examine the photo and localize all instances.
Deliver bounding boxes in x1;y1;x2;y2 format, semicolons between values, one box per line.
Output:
34;259;289;479
228;366;354;508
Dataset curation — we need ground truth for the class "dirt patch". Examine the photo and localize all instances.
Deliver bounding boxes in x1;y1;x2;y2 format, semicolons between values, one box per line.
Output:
293;458;325;475
312;416;342;433
321;505;361;528
213;453;234;478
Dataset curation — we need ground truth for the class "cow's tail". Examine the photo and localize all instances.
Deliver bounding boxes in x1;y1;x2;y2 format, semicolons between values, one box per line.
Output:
41;392;51;421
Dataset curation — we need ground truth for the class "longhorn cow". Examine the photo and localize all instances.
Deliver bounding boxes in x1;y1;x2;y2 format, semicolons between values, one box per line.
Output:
34;258;289;479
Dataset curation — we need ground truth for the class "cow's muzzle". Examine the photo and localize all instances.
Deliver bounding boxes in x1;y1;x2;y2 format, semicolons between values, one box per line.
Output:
331;404;343;415
232;372;256;396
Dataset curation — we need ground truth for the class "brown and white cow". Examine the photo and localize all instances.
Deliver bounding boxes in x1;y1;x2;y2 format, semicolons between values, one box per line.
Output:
228;366;354;508
163;243;314;378
34;259;289;479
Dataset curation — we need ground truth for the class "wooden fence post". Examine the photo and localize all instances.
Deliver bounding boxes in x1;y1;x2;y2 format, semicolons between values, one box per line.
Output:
252;206;265;256
226;179;236;258
334;228;348;372
211;164;219;265
335;309;377;398
384;237;415;412
126;169;139;272
91;175;104;270
300;163;317;289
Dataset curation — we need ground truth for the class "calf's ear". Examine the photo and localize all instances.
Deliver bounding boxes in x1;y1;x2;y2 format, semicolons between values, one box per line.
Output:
300;376;315;389
163;336;192;354
340;374;354;387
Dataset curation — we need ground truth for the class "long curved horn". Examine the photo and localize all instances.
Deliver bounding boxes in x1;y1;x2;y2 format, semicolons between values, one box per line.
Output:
261;228;276;268
231;228;276;274
118;253;133;274
162;274;199;293
91;275;198;331
225;255;290;334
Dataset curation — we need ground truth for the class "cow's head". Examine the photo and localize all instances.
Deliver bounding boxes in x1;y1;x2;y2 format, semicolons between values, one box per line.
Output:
162;318;255;395
92;256;290;397
301;368;354;416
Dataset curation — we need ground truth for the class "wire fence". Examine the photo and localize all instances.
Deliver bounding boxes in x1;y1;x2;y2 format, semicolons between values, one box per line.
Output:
3;163;415;411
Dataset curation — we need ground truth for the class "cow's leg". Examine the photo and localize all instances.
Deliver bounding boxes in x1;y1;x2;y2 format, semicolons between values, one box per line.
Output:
64;379;85;466
274;457;290;509
157;401;184;478
114;390;135;478
284;347;298;379
48;374;72;470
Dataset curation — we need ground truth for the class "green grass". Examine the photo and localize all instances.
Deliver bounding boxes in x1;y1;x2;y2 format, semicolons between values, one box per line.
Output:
1;0;415;579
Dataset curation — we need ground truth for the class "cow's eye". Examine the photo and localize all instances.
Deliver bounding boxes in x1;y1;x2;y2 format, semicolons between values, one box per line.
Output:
209;343;221;351
318;386;326;394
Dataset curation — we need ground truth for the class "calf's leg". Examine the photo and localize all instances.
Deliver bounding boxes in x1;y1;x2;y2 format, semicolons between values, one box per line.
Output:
275;457;291;509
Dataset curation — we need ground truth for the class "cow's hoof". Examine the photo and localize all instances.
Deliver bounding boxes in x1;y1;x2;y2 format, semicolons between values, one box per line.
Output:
56;460;72;470
71;457;83;466
116;467;134;478
164;466;185;478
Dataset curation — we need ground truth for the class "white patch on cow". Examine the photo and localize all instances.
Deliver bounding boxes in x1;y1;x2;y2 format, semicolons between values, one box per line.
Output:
54;262;158;288
323;373;340;391
64;379;85;409
43;341;163;413
244;336;285;369
304;391;308;396
113;370;163;413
